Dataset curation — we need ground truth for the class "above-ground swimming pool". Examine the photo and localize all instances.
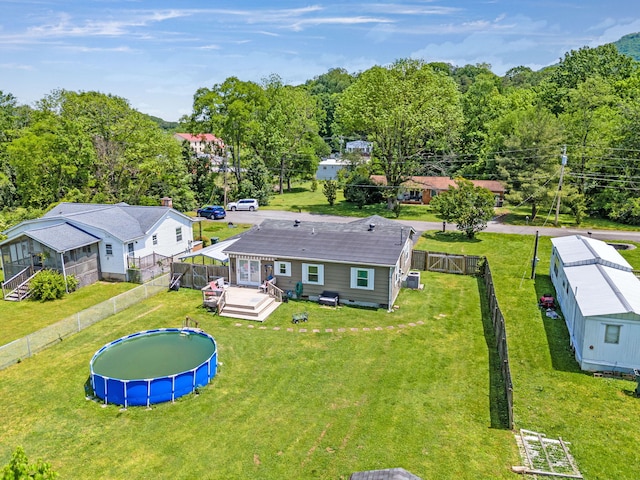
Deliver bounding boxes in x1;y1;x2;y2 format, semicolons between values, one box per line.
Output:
90;328;217;407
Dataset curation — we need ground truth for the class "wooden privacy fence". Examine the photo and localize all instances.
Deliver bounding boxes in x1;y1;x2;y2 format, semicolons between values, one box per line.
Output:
411;250;482;275
412;249;513;430
171;263;228;290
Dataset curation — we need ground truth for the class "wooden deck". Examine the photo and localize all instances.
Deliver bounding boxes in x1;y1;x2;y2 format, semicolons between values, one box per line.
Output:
214;286;281;322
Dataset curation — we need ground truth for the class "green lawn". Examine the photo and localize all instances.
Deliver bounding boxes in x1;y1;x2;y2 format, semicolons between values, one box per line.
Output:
1;232;639;478
415;231;640;480
0;272;518;479
0;281;136;346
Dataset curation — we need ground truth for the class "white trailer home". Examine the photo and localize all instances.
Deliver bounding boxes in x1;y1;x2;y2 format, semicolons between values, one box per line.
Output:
550;235;640;372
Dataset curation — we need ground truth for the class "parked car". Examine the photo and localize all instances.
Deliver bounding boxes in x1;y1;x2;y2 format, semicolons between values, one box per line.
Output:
196;205;226;219
227;199;259;211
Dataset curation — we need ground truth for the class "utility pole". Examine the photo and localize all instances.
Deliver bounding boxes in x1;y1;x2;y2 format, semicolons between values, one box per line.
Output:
554;146;568;226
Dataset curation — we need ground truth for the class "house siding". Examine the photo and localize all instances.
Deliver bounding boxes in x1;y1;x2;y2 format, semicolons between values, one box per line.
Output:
580;315;640;371
228;255;396;308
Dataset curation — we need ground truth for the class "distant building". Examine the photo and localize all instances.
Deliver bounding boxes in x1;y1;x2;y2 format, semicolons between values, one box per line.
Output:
370;175;505;207
316;158;351;180
345;140;372;155
173;133;225;156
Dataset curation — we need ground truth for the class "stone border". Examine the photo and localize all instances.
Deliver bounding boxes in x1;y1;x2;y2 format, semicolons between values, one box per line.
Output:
233;320;425;332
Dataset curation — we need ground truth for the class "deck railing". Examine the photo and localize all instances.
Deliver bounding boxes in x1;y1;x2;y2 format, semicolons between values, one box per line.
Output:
2;266;35;300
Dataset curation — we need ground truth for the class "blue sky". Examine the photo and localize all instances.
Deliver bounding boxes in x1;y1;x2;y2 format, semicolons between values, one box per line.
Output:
2;1;640;122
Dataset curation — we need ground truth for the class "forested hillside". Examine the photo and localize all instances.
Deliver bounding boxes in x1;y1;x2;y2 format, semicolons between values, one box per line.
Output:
615;32;640;61
1;41;640;232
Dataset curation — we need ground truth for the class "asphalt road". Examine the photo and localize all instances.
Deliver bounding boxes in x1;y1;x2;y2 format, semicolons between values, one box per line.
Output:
220;209;640;243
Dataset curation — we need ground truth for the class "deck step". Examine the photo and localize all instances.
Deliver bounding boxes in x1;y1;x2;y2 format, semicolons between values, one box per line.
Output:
219;295;280;322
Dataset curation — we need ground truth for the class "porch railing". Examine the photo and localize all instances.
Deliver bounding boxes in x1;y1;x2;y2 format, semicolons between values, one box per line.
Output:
266;282;284;302
2;266;35;300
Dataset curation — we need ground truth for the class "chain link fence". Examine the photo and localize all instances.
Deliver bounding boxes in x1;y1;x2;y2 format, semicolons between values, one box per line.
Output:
0;274;169;371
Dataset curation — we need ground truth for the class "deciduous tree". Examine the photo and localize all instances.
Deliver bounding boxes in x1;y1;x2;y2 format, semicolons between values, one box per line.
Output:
335;58;463;209
430;178;495;238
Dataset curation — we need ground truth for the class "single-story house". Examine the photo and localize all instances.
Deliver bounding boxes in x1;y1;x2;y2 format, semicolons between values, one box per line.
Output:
316;158;351;180
222;215;416;310
345;140;372;155
370;175;505;207
1;202;194;296
550;235;640;372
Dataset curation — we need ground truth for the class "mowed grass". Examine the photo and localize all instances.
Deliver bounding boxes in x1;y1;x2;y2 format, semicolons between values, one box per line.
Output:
261;182;444;222
416;231;640;480
0;281;136;345
0;273;518;479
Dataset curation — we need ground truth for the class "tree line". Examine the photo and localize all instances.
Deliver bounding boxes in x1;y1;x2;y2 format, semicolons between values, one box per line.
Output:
1;42;640;229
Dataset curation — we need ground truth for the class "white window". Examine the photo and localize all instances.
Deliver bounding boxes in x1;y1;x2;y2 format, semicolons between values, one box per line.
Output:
176;227;183;242
127;243;134;255
152;234;158;246
350;268;375;290
105;244;113;256
604;325;621;344
276;261;291;277
302;263;324;285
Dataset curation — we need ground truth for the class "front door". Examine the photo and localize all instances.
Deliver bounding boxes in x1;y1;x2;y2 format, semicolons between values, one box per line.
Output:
237;258;261;286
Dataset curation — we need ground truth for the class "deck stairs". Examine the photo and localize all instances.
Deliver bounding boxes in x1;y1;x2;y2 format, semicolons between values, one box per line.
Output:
2;269;38;302
218;286;281;322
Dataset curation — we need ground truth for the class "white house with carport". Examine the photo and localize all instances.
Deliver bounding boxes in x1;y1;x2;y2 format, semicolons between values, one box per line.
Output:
549;235;640;372
1;202;194;299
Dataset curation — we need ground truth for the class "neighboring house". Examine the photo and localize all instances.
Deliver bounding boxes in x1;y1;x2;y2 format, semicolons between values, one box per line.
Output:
223;216;416;310
0;202;194;294
173;133;225;156
345;140;372;155
316;158;351;180
550;235;640;372
370;176;505;207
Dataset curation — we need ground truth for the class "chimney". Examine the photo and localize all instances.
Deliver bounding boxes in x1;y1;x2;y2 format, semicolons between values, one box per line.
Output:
161;197;173;208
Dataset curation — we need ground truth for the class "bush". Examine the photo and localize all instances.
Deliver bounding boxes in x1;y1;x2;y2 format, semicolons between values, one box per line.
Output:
30;270;77;302
195;235;211;247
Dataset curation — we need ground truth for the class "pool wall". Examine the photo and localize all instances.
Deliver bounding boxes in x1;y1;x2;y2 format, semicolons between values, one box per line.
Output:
90;328;217;407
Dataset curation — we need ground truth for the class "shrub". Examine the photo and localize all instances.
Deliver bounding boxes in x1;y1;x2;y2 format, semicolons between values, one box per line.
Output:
195;235;211;247
30;270;76;301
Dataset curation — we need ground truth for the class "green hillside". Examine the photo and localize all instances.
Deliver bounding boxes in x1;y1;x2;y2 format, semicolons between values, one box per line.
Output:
614;32;640;61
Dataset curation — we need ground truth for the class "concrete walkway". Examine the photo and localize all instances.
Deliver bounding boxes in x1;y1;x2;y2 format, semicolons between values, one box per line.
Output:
223;209;640;243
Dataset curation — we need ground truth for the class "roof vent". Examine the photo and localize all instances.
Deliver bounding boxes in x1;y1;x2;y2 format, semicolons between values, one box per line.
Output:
368;223;376;231
294;220;301;227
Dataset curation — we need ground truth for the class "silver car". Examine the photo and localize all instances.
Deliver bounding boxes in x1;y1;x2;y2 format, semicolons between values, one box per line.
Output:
226;199;259;211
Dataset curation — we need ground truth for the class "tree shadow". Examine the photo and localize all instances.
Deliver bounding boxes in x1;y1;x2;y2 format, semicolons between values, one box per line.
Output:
421;231;481;244
476;276;511;429
534;275;584;374
84;376;95;397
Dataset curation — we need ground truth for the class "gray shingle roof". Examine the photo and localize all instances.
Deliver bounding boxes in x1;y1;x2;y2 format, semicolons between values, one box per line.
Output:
42;202;191;242
25;223;100;253
224;216;414;266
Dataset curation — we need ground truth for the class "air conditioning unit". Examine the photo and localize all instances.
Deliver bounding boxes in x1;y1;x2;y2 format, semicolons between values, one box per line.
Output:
406;271;421;289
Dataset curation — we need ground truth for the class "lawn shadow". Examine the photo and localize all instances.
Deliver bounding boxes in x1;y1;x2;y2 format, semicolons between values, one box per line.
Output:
476;276;511;430
421;231;481;244
534;275;584;374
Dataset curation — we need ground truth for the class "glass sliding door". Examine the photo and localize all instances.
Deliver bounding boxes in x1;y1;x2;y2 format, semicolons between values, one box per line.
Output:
237;258;261;286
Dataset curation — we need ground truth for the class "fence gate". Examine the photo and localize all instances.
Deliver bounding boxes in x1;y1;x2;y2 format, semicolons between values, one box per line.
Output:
192;265;209;290
427;253;466;274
